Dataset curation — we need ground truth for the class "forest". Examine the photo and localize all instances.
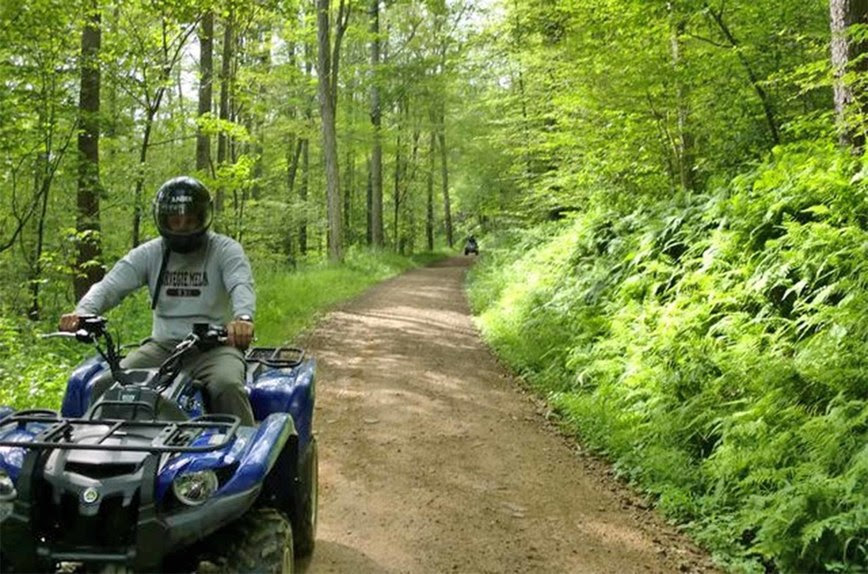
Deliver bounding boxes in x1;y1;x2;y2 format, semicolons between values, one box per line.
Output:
1;0;866;572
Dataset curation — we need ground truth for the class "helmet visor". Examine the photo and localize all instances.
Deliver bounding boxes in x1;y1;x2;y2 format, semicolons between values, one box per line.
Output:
155;190;212;237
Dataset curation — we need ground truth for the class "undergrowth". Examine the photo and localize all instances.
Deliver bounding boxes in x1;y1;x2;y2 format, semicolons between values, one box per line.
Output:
467;140;868;573
0;247;444;410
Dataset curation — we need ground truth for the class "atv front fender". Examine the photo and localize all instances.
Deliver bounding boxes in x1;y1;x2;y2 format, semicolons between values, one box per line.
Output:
219;412;296;496
60;357;107;417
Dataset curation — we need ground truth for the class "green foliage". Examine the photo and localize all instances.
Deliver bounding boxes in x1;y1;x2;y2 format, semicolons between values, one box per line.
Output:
0;289;155;411
0;315;77;411
468;141;868;572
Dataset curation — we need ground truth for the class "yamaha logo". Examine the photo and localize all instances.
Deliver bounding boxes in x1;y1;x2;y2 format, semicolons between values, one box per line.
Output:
82;487;99;504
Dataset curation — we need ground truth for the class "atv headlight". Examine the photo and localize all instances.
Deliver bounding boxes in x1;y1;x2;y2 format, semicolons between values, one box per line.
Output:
172;470;218;506
0;470;15;521
0;470;15;501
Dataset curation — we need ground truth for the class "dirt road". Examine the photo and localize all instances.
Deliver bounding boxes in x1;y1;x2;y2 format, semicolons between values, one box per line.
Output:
299;257;716;573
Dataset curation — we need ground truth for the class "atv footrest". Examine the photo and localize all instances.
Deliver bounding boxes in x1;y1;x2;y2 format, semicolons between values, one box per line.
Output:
0;413;240;453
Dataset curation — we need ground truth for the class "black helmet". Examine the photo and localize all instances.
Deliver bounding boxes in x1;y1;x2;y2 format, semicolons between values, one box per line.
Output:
152;176;213;253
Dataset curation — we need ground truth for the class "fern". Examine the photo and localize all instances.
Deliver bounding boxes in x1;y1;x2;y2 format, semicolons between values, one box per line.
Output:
468;140;868;572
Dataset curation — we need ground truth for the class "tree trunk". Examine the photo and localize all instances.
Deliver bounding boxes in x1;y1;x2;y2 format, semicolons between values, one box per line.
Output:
316;0;343;262
29;136;50;319
437;110;453;248
345;146;354;244
366;157;373;245
300;139;309;255
426;129;435;251
132;109;156;247
287;138;303;195
331;0;350;114
706;7;779;145
830;0;868;150
393;108;402;250
30;166;51;319
75;0;104;300
216;12;234;215
669;4;694;191
511;0;531;177
196;10;214;174
250;29;270;201
299;41;314;256
369;0;384;246
404;126;420;255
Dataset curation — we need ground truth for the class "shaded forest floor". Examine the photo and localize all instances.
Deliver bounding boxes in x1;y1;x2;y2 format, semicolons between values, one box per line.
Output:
297;257;718;573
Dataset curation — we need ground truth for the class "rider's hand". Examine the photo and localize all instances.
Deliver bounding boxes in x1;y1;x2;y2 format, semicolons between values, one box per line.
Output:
227;317;254;350
59;313;80;332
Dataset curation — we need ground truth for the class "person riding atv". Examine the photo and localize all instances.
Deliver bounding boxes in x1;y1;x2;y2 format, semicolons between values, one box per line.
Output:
0;316;318;573
60;176;256;425
0;177;319;573
464;235;479;256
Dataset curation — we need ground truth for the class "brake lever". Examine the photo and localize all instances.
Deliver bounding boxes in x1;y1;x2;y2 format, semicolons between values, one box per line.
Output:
39;332;77;340
39;331;95;343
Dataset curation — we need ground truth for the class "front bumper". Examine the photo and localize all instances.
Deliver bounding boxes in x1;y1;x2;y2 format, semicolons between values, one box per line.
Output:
0;484;260;571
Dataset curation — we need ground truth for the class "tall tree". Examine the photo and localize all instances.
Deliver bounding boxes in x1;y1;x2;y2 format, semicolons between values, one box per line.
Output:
669;2;694;191
437;106;453;248
75;0;104;301
369;0;384;246
830;0;868;150
426;129;435;251
301;40;315;256
196;10;214;173
316;0;343;261
216;8;235;216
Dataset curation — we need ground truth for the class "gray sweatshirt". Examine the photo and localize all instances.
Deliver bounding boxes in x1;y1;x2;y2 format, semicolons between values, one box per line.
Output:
76;232;256;341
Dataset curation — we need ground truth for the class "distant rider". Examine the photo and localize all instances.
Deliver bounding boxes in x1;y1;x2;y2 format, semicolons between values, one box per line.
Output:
464;235;479;256
59;176;256;425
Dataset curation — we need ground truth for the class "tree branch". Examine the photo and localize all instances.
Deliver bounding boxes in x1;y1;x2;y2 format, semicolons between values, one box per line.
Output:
703;3;779;144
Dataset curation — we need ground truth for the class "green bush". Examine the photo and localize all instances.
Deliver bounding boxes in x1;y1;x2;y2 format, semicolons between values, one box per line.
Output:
468;141;868;572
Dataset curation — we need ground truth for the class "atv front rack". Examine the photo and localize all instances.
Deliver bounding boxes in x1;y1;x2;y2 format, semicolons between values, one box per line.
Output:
0;409;239;454
245;345;305;368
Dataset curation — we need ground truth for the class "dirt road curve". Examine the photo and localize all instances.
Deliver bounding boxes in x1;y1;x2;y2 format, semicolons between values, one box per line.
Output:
299;257;717;574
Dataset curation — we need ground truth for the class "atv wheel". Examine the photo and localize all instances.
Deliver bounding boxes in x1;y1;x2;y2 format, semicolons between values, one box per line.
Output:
293;437;318;557
198;507;294;574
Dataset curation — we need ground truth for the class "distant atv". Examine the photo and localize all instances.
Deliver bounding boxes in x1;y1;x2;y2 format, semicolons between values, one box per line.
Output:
464;237;479;256
0;316;317;573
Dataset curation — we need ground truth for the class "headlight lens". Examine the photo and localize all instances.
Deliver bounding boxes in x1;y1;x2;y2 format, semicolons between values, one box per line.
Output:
0;470;16;521
172;470;218;506
0;470;16;501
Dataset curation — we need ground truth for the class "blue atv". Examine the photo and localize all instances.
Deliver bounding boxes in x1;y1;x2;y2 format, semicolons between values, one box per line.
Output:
0;316;317;573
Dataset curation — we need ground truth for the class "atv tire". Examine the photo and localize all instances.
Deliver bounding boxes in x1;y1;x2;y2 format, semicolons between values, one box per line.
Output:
293;437;318;557
197;507;294;574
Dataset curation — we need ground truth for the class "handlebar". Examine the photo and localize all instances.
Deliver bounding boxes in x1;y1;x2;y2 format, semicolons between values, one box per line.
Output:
154;324;227;389
191;323;228;346
44;317;230;390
